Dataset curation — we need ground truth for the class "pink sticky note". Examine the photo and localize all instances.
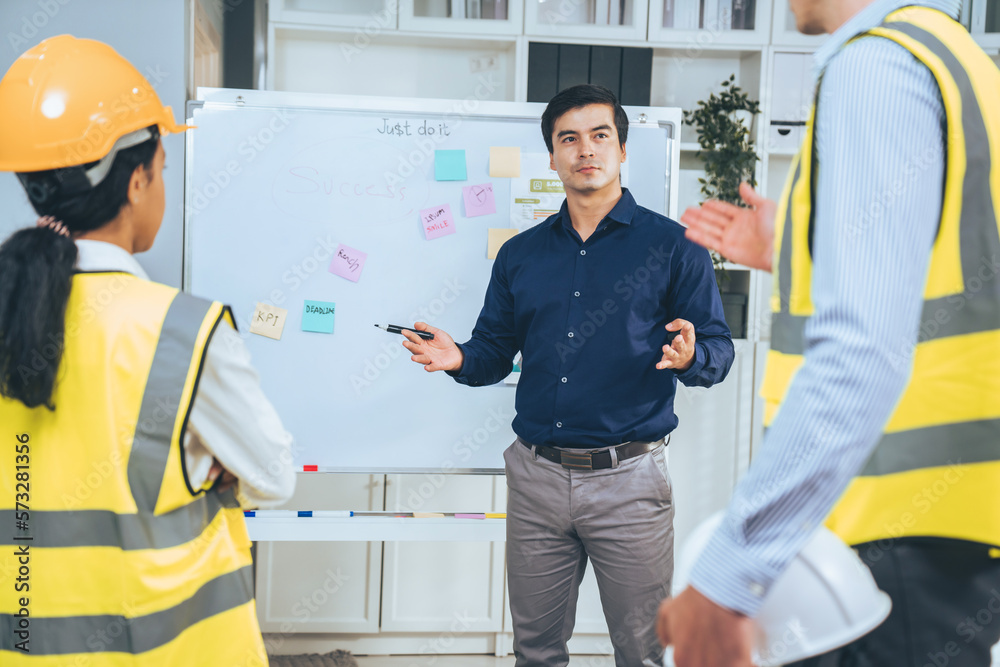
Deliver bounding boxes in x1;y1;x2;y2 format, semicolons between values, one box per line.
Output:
420;204;456;241
462;183;497;218
329;244;367;282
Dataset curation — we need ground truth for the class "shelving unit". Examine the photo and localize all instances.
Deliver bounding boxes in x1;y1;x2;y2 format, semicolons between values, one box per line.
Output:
257;0;1000;657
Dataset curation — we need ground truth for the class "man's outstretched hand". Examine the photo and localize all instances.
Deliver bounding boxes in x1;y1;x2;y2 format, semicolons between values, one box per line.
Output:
681;182;776;273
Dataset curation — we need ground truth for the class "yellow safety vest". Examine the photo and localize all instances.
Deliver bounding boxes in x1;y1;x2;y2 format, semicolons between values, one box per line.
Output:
762;6;1000;547
0;272;267;666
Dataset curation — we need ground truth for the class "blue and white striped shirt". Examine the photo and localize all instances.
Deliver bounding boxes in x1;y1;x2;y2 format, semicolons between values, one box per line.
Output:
689;0;960;616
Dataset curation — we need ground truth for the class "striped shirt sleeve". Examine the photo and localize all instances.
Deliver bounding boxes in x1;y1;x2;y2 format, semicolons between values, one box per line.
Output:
688;36;946;616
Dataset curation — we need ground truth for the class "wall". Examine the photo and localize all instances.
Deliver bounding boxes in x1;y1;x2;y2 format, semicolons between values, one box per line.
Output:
0;0;188;287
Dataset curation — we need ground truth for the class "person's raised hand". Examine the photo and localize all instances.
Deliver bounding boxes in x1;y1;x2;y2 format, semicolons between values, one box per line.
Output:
681;182;776;272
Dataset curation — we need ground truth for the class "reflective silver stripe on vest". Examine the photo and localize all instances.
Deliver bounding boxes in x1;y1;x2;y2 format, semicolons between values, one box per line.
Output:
776;157;802;314
127;291;214;512
0;566;253;655
0;488;236;549
770;311;808;356
860;418;1000;476
879;21;1000;341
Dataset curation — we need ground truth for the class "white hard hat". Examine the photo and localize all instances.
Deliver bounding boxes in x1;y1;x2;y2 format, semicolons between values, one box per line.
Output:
666;512;892;667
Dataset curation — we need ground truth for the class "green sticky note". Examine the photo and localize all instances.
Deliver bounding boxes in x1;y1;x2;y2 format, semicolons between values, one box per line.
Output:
435;150;467;181
302;300;336;334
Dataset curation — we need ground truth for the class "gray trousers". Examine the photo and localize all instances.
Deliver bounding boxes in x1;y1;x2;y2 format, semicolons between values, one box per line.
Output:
504;438;674;667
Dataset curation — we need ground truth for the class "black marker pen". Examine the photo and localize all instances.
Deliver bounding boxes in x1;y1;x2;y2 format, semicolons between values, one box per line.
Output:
375;324;435;340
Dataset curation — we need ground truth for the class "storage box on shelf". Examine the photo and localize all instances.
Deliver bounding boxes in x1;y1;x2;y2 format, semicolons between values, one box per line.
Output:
269;0;398;29
769;3;826;47
523;0;648;43
647;0;773;46
399;0;525;35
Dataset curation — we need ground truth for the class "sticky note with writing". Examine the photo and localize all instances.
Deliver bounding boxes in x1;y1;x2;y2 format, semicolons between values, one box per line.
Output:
489;146;520;177
329;244;367;282
487;228;518;259
463;183;496;217
302;300;336;334
250;303;288;340
435;150;467;181
420;204;456;241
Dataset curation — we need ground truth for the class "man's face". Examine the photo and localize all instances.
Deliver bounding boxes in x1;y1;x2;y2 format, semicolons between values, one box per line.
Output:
788;0;827;35
548;104;626;197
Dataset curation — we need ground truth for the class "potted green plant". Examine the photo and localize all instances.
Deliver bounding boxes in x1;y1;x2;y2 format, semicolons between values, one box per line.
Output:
683;73;761;337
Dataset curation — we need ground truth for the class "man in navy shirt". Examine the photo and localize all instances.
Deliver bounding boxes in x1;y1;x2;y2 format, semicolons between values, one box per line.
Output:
402;84;733;667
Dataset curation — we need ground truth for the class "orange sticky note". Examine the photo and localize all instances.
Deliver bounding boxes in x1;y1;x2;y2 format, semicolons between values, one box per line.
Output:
488;228;518;259
490;146;520;177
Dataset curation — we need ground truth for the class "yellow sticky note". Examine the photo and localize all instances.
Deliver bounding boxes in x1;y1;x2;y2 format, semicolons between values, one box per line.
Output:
250;302;288;340
488;228;518;259
413;512;446;518
490;146;521;177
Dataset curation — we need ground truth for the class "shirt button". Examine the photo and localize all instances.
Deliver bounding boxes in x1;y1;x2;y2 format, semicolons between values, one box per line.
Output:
574;291;581;297
580;250;587;256
561;377;568;383
567;332;574;338
556;422;563;428
749;582;765;597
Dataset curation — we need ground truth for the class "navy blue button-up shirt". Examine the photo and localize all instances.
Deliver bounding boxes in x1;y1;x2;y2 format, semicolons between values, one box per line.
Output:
450;189;734;448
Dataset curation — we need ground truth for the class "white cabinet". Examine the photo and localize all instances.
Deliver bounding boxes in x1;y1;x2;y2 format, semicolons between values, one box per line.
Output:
765;50;814;156
648;0;773;46
269;0;398;29
399;0;525;34
380;474;506;633
523;0;648;42
769;2;826;47
269;26;518;101
671;338;756;549
256;474;385;633
969;0;1000;49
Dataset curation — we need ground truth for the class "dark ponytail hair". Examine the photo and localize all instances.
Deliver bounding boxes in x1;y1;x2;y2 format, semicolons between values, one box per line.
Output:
0;126;160;409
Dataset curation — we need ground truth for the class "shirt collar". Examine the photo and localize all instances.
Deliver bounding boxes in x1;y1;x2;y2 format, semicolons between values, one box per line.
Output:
813;0;961;77
557;187;638;233
75;239;149;279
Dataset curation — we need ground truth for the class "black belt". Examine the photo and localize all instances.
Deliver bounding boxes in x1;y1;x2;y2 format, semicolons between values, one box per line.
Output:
520;437;666;470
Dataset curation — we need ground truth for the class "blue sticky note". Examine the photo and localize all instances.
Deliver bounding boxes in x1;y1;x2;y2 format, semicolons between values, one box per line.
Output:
302;300;336;334
435;150;467;181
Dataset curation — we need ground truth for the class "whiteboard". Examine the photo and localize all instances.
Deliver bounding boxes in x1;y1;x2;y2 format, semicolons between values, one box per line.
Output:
184;89;680;472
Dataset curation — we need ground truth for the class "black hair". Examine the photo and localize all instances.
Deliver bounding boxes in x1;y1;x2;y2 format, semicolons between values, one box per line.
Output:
0;126;160;409
541;84;629;154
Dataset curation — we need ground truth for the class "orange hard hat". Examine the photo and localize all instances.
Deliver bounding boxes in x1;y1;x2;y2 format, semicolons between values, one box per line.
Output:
0;35;192;176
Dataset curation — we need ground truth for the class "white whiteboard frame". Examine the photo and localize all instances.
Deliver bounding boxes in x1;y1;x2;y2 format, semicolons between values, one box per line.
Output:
182;87;681;474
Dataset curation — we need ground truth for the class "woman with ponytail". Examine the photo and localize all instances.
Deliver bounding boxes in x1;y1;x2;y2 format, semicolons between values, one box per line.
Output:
0;36;294;665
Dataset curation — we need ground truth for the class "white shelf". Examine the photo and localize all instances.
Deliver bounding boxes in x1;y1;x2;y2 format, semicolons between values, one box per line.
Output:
769;3;827;48
248;516;508;541
399;0;525;35
523;0;648;42
647;0;773;47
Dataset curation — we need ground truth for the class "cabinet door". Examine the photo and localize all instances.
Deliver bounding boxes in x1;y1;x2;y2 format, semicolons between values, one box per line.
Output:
398;0;525;35
647;0;773;46
766;51;813;156
380;474;506;632
255;473;384;633
269;0;398;29
769;1;827;47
